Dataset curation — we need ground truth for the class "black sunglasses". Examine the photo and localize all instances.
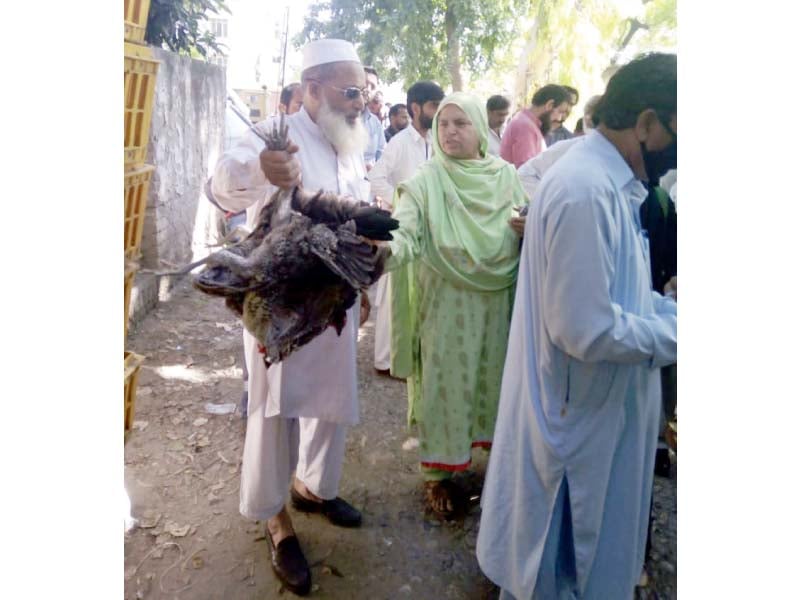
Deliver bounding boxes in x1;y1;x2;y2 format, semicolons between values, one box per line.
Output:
309;79;368;101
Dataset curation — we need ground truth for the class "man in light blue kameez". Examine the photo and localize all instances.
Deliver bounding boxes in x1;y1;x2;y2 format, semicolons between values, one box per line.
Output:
477;53;678;599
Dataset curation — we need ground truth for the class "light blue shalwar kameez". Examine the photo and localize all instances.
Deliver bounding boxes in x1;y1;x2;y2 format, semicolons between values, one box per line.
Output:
476;130;677;600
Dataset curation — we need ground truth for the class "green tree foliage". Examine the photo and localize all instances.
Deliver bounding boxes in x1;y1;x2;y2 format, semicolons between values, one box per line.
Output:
145;0;231;58
295;0;531;90
510;0;676;118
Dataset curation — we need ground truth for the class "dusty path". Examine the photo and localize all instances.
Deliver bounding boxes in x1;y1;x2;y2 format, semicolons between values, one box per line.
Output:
124;278;676;599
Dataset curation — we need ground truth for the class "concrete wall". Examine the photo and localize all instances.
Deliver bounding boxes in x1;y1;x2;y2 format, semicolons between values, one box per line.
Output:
129;47;227;329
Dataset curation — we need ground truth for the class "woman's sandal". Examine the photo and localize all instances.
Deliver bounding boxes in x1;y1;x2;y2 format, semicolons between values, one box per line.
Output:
425;479;467;519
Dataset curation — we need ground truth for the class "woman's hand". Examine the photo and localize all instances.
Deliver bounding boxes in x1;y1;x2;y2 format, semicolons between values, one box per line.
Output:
509;216;526;237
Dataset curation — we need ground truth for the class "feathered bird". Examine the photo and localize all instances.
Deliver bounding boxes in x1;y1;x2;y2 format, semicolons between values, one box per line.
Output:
188;115;398;366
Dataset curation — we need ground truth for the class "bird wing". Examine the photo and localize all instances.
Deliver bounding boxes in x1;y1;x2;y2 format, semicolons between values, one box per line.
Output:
307;220;383;289
291;188;399;241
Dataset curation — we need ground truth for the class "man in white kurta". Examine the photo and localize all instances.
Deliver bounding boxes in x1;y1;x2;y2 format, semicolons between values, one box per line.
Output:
486;94;510;157
211;39;370;596
516;136;583;202
366;80;443;373
477;53;678;599
516;93;609;201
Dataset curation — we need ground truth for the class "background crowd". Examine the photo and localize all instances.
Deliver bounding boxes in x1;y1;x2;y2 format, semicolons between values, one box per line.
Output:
210;38;677;599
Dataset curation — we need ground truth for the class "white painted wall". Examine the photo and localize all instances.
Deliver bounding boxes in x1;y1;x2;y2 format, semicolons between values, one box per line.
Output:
129;48;227;329
140;47;227;273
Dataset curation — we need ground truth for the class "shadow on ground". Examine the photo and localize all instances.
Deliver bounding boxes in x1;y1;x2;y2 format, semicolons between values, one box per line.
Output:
124;278;676;599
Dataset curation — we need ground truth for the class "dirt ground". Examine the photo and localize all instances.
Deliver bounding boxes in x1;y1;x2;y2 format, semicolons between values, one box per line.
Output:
124;277;677;599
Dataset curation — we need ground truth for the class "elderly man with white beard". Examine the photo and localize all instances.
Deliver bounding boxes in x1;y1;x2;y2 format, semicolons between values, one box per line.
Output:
211;39;371;596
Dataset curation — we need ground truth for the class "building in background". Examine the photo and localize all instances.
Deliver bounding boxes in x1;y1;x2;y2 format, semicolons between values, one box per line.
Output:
204;0;310;118
232;87;273;123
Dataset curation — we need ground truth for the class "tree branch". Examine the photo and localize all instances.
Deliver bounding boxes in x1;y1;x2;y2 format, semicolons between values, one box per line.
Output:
618;17;649;52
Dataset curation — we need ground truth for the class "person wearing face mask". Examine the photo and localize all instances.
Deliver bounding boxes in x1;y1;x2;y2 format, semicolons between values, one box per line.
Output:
477;53;677;600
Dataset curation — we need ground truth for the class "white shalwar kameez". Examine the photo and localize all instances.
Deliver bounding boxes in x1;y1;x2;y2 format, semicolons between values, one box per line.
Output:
212;107;365;520
476;130;677;599
367;125;432;370
516;136;583;202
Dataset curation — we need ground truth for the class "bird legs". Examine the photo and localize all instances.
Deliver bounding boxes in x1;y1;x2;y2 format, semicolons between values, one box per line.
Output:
265;113;290;151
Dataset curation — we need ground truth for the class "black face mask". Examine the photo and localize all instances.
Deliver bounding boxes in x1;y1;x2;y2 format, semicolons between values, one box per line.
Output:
640;139;677;185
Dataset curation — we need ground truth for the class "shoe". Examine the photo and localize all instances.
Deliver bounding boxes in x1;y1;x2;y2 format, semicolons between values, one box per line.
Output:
654;447;671;478
267;534;311;596
290;488;362;527
374;367;406;382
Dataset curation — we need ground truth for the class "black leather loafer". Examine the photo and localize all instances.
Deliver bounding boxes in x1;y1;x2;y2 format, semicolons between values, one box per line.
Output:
654;447;671;478
267;534;311;596
290;488;363;527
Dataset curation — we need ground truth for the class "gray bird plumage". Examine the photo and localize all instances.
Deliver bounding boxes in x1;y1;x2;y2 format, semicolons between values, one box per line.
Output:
189;114;398;366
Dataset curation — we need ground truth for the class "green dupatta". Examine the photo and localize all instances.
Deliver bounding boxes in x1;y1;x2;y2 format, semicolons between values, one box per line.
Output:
389;92;528;376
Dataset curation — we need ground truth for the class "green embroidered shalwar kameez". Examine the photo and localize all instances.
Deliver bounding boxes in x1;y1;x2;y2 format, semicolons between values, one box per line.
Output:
387;93;528;474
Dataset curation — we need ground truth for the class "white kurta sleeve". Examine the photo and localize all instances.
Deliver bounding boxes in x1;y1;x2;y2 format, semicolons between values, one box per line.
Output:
367;139;399;206
375;123;386;162
517;158;543;202
651;290;677;316
211;126;272;213
541;185;677;367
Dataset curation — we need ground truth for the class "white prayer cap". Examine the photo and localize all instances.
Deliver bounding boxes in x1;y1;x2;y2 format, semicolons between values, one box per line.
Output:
301;39;361;71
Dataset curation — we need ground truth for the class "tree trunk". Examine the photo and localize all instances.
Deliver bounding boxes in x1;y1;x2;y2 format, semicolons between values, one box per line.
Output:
513;1;547;111
445;2;463;91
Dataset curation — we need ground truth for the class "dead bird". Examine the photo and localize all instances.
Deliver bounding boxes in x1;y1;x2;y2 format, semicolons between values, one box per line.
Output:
187;114;398;366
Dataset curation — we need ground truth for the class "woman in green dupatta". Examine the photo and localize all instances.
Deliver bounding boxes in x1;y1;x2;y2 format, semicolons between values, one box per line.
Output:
386;92;528;518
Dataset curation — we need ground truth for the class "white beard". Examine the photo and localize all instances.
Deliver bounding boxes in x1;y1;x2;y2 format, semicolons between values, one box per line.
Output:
317;98;369;156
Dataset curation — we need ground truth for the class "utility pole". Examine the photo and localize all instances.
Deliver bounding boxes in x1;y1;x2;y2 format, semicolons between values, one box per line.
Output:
279;7;290;91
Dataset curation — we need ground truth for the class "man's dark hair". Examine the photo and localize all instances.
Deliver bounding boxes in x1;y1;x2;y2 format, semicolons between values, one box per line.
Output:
486;95;511;112
364;66;379;81
389;103;407;118
592;53;677;130
531;84;570;108
406;81;445;118
280;82;301;108
562;85;579;105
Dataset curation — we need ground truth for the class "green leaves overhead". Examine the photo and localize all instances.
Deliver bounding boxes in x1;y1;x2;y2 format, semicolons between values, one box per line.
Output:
295;0;531;89
509;0;676;111
145;0;231;58
292;0;673;111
